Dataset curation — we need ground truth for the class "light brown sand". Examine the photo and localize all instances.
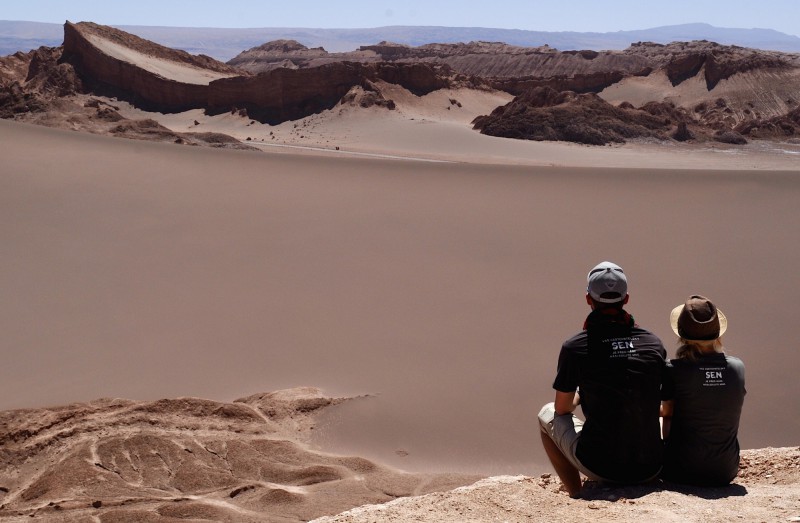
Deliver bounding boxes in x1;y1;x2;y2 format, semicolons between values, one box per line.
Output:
1;116;798;481
111;83;800;170
87;34;238;84
600;68;800;120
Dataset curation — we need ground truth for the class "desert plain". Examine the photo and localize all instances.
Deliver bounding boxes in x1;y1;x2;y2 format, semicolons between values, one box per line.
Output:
3;106;800;520
1;20;800;522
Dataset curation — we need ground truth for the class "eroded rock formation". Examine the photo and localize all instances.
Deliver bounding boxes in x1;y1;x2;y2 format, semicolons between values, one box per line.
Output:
624;40;795;90
3;20;800;145
56;22;458;124
206;61;450;124
62;21;240;112
0;388;476;522
472;86;673;145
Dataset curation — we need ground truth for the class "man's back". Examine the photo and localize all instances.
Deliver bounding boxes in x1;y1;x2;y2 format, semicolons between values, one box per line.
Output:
538;261;667;497
554;311;666;482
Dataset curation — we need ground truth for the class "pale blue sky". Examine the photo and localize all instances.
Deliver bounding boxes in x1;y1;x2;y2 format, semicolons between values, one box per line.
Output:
4;0;799;37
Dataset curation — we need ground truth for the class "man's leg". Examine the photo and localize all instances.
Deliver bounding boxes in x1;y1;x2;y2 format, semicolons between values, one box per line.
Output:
540;429;582;497
537;402;583;497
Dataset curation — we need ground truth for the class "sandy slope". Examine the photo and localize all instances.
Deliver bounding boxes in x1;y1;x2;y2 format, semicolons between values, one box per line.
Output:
2;117;799;477
86;34;238;85
2;89;800;520
110;82;800;170
600;67;800;119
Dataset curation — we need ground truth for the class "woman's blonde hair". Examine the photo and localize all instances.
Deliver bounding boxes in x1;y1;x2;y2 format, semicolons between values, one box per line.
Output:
675;337;724;360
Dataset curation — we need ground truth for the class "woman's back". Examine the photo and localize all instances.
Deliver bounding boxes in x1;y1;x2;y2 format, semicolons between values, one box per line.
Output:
663;352;746;485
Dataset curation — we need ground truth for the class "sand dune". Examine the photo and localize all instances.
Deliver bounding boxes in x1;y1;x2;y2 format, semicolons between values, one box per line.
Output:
2;117;799;479
2;97;800;521
112;84;800;170
86;34;238;85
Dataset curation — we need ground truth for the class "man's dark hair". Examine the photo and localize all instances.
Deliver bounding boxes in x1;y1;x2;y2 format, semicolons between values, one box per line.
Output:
589;293;626;310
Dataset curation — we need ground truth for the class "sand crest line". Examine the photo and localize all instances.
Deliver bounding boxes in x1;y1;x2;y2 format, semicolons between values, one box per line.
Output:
249;141;454;163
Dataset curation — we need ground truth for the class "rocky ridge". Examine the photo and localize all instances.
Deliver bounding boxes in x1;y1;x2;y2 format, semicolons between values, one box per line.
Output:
2;21;800;146
229;37;800;144
472;86;674;145
229;38;800;93
0;22;467;128
64;21;464;122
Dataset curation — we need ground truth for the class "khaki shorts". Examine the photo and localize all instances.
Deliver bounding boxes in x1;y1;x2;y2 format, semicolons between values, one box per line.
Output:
537;402;609;482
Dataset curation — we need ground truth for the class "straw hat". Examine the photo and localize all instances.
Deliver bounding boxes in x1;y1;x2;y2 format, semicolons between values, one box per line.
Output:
670;295;727;341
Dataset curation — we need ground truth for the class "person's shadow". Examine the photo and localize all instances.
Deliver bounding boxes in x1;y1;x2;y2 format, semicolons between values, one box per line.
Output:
578;479;748;501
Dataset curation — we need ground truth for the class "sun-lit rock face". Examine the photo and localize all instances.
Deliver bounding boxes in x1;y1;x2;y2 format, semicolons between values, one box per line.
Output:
62;21;240;112
58;22;455;122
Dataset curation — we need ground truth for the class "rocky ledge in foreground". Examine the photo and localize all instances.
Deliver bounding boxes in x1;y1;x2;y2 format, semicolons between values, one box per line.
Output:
313;447;800;523
1;390;797;522
0;388;477;522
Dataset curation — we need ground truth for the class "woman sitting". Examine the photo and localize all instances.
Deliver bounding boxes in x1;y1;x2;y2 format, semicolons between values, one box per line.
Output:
661;295;746;486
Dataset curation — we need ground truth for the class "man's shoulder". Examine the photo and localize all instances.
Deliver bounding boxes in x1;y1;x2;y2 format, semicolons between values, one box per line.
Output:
631;326;666;347
631;325;662;339
562;331;588;350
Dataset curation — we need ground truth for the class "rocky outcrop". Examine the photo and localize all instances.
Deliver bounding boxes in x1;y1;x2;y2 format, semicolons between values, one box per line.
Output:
227;39;351;72
472;86;673;145
230;38;800;100
207;62;366;123
1;49;49;87
312;448;800;523
62;21;239;112
735;104;800;138
208;61;450;124
626;40;796;89
467;40;800;144
0;45;81;118
230;40;654;94
0;389;476;522
55;23;456;123
490;71;633;96
24;45;82;96
5;21;800;146
341;81;396;109
0;81;47;117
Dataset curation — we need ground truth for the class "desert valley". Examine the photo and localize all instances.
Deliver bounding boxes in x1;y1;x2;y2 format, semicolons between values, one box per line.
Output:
1;20;799;522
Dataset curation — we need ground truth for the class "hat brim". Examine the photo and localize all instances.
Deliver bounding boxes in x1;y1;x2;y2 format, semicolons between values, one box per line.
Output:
670;304;727;340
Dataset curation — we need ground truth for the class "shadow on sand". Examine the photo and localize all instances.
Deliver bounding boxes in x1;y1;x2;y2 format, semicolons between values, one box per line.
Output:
579;479;747;501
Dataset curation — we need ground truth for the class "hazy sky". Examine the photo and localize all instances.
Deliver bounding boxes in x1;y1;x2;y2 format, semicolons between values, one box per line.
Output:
4;0;799;37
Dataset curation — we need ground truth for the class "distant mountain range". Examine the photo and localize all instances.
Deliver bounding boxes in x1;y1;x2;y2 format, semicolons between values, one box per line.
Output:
2;21;800;60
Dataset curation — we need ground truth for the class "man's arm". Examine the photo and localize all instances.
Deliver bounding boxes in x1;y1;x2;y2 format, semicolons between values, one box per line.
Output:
554;390;578;415
660;400;673;439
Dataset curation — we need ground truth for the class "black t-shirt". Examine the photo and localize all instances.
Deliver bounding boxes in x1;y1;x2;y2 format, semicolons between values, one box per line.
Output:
553;309;667;482
661;353;746;486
